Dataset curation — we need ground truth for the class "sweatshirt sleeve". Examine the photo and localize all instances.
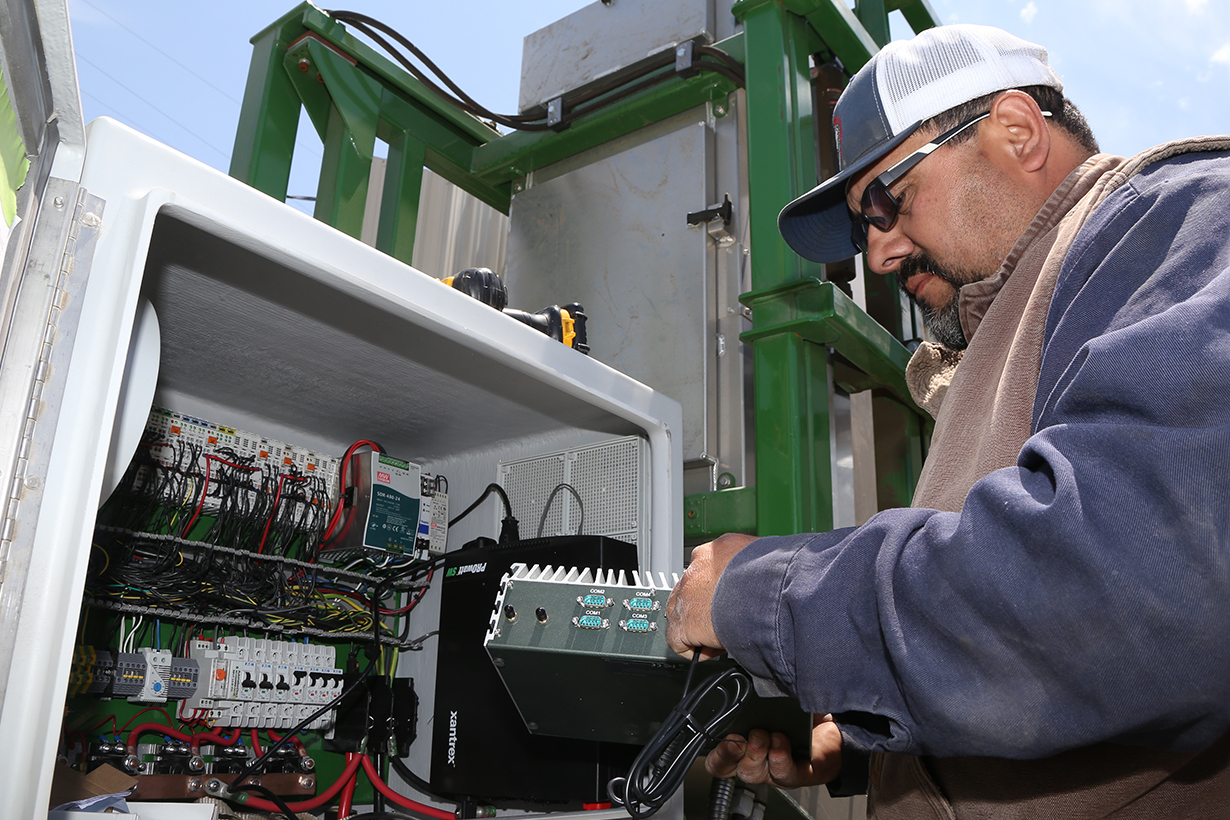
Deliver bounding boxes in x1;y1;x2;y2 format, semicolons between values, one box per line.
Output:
712;150;1230;761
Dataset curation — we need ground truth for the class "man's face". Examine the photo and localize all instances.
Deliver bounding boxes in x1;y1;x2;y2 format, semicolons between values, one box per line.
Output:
845;126;1023;349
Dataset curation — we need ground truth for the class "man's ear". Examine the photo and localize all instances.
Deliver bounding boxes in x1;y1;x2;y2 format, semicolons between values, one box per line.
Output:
983;90;1050;174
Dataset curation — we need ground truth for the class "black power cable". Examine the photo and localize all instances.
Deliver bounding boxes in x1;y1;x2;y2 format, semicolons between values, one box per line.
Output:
449;483;519;544
608;656;752;818
390;754;456;805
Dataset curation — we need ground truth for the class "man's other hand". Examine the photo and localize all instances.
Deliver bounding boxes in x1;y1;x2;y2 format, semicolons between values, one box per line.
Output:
665;532;759;659
706;716;844;788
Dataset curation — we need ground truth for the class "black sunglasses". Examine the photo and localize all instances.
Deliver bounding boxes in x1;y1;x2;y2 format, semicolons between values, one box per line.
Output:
850;110;1006;254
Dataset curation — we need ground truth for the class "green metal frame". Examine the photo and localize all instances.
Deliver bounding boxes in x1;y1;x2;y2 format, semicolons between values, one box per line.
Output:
231;0;938;543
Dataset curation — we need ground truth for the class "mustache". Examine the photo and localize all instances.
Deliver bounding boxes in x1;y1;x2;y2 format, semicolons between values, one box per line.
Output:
898;252;958;294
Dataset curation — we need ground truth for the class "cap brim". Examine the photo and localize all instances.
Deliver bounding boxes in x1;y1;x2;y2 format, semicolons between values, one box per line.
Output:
778;126;917;264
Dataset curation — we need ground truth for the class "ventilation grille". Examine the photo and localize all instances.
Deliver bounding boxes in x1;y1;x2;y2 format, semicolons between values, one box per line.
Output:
499;437;644;544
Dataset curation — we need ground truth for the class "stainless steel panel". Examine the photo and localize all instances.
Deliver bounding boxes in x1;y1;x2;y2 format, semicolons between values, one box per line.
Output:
518;0;714;113
506;113;716;472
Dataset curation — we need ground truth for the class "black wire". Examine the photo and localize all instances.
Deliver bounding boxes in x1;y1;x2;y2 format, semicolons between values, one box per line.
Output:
448;483;512;527
229;782;297;820
608;656;752;819
536;483;585;538
389;754;456;805
346;812;418;820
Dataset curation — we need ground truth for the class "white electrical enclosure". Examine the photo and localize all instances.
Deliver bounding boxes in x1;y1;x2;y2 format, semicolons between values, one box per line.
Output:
0;115;682;817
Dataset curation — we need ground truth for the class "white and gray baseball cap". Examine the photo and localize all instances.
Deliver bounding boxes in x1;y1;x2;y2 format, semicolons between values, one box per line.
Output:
778;24;1062;264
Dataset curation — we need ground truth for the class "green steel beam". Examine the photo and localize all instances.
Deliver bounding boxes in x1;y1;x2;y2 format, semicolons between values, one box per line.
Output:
230;6;309;198
684;486;758;542
315;103;372;239
890;0;941;36
378;130;427;262
469;37;744;188
733;0;833;536
780;0;879;71
231;3;505;224
855;0;891;47
741;279;919;411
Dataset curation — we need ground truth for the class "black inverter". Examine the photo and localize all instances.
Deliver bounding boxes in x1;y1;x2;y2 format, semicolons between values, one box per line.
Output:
429;535;640;809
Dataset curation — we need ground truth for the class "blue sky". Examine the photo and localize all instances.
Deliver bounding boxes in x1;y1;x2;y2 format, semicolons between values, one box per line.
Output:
66;0;1228;213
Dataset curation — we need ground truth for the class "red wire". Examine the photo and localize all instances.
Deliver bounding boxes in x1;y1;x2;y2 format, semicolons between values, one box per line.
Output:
257;474;307;554
360;754;454;819
180;455;260;538
77;713;118;735
190;729;240;753
126;721;194;750
232;750;364;813
320;440;384;550
338;753;358;818
385;570;433;614
120;706;174;732
249;728;263;756
267;729;307;753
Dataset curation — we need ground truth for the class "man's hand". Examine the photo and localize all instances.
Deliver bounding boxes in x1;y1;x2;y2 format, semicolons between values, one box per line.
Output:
665;532;759;660
705;716;844;788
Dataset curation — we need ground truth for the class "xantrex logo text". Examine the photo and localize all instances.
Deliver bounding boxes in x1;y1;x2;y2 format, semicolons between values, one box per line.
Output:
447;710;458;765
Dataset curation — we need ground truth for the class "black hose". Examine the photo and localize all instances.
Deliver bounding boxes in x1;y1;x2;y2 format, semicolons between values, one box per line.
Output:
709;776;735;820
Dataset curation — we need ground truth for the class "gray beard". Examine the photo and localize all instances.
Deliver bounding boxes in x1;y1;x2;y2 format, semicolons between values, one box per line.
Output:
919;297;967;349
898;252;983;350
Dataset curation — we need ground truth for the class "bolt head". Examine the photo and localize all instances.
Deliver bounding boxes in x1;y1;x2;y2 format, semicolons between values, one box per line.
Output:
188;755;205;772
188;778;203;792
298;58;310;72
300;755;316;772
298;775;315;789
53;196;65;208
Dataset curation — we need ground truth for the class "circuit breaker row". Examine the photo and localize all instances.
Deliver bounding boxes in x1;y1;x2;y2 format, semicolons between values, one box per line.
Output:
182;637;344;729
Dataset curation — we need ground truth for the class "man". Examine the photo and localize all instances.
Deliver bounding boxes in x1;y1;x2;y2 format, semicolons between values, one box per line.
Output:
666;24;1230;818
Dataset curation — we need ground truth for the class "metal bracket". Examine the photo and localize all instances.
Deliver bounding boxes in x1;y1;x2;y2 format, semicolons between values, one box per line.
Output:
675;40;696;76
687;193;735;248
546;96;567;131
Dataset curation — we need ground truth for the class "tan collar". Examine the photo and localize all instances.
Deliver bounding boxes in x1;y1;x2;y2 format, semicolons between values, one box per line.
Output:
956;154;1122;342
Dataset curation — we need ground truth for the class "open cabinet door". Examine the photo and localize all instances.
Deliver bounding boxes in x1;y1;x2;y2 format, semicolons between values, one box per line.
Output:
0;1;103;816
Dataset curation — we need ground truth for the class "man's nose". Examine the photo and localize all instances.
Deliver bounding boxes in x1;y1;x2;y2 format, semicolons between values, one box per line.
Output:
864;222;914;275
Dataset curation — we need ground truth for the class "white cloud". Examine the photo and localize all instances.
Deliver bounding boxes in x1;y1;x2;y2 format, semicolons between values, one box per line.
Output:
1178;97;1191;111
1213;43;1230;66
1020;1;1038;23
1185;0;1208;13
